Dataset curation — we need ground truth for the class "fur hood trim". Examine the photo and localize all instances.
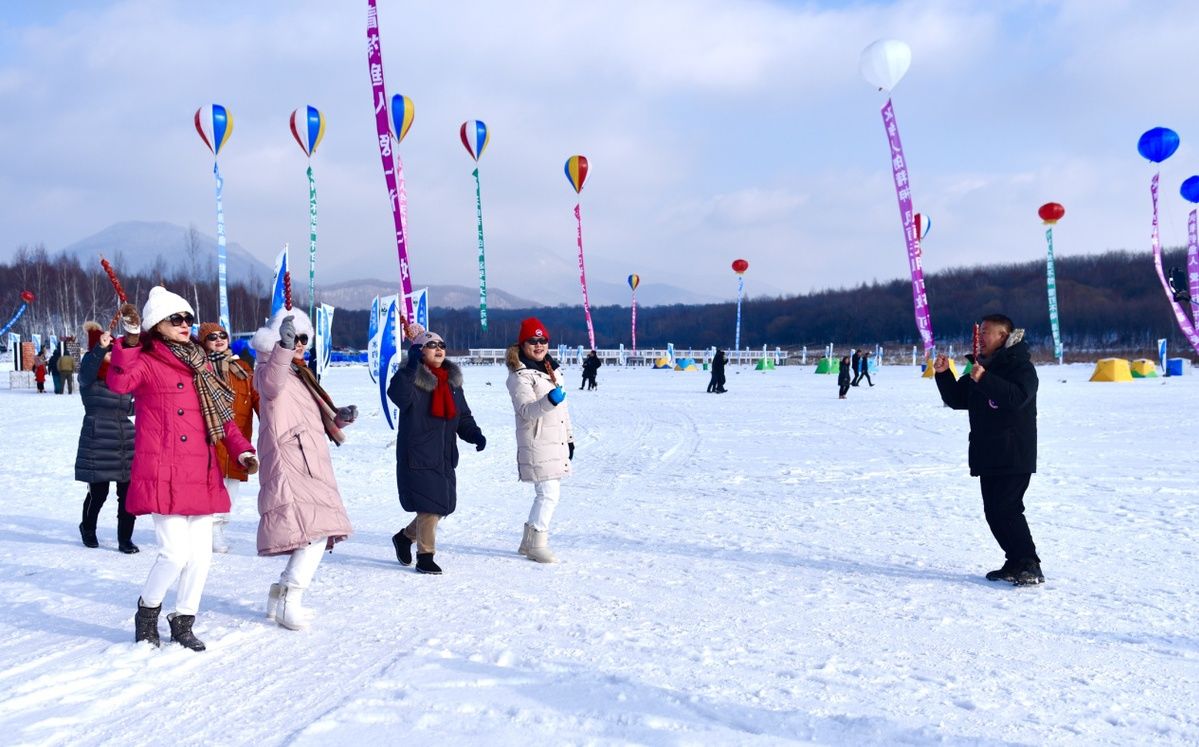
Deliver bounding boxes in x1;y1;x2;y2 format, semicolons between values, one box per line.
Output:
251;308;315;354
403;354;463;392
505;344;561;375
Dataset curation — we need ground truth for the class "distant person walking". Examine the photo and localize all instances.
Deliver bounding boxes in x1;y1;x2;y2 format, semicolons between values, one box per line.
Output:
506;317;573;563
33;349;48;393
75;323;138;553
200;321;259;554
49;347;64;394
933;313;1043;586
858;351;874;387
838;355;852;399
581;350;602;390
108;286;258;651
707;349;727;393
850;349;862;386
388;325;485;575
59;347;77;394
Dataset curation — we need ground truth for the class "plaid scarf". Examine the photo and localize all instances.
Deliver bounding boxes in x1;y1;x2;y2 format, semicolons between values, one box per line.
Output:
165;340;236;443
207;350;249;381
292;363;346;446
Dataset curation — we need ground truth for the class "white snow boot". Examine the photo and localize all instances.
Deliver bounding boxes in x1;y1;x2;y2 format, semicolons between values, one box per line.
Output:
525;526;558;564
276;584;312;631
518;523;533;556
212;517;230;553
268;582;313;624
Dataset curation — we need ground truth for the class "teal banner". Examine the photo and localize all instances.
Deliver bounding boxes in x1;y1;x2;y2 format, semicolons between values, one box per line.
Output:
474;167;488;330
1045;227;1063;361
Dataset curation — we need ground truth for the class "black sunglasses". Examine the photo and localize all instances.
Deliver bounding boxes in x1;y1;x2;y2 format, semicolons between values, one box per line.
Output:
524;337;549;345
205;331;229;342
167;313;195;327
294;334;309;345
423;340;447;350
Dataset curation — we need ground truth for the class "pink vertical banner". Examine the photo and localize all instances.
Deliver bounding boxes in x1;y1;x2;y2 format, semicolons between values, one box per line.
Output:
881;99;934;357
631;288;638;353
1188;209;1199;325
574;203;596;349
1150;175;1199;353
366;0;414;325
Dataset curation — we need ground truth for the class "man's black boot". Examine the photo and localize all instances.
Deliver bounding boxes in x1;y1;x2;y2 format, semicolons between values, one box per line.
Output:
134;598;161;647
167;613;207;652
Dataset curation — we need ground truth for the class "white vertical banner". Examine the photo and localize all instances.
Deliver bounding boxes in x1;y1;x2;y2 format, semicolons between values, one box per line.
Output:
314;303;335;379
410;287;429;329
367;295;381;383
8;333;20;370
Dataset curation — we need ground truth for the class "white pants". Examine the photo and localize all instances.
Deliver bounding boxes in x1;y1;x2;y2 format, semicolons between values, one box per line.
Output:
217;477;240;525
141;514;215;616
528;480;561;532
279;537;327;590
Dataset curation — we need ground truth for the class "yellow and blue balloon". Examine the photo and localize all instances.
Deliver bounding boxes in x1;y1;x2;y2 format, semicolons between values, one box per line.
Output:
391;95;415;144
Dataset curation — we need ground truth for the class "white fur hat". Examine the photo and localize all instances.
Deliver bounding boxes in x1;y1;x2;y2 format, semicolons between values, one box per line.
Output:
251;307;315;353
141;286;194;331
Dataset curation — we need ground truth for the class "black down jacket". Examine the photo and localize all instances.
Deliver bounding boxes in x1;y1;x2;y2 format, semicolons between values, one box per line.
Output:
387;347;484;516
935;336;1038;476
74;344;135;483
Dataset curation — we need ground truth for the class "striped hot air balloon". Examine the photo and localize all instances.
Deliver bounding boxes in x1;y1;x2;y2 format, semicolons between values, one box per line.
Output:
391;95;415;144
290;105;327;158
565;155;589;194
460;120;489;161
195;104;233;157
628;273;640;291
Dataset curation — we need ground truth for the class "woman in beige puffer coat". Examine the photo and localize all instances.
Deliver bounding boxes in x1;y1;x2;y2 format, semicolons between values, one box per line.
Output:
505;317;573;563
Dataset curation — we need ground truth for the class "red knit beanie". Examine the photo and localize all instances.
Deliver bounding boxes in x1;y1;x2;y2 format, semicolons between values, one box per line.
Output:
518;317;550;343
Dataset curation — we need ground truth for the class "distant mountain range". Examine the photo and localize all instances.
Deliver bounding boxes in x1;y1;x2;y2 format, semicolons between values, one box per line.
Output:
52;221;724;310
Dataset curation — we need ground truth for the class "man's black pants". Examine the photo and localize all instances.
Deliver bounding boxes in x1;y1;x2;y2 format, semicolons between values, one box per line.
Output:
979;473;1039;562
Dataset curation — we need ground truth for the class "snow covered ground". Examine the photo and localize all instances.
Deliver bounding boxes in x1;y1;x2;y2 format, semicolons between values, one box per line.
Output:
0;361;1196;745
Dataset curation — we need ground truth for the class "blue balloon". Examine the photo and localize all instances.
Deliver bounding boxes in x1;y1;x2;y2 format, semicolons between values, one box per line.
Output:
1182;176;1199;204
1137;127;1180;163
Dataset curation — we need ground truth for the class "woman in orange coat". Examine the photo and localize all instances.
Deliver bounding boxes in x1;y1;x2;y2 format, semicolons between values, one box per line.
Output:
199;321;259;553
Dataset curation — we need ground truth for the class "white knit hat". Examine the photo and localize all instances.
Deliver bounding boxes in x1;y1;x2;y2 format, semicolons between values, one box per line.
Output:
140;286;194;332
251;307;315;354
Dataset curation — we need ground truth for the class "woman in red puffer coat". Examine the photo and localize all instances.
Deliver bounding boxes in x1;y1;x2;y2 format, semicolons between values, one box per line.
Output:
107;286;257;653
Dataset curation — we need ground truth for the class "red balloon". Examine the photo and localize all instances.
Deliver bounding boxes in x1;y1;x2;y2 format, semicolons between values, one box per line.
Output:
731;259;749;275
20;290;35;303
1038;202;1065;225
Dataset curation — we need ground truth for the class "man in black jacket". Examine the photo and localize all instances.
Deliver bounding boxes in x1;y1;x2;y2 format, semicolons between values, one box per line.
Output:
934;314;1043;586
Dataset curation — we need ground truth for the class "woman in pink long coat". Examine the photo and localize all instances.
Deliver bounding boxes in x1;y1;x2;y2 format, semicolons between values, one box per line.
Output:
251;309;356;630
107;286;257;652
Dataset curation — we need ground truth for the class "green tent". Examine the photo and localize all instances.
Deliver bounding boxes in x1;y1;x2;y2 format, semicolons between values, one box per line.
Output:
755;358;776;371
814;357;836;374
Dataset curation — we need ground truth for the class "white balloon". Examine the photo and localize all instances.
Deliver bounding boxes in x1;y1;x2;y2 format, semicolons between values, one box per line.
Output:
860;39;912;93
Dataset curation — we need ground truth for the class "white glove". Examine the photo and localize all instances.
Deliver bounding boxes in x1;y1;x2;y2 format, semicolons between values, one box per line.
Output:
238;452;259;475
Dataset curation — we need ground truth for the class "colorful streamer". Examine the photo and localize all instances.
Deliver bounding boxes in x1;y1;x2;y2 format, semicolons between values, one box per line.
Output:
735;275;744;352
1150;175;1199;354
881;100;934;358
628;274;640;353
195;105;233;333
213;162;230;332
1045;227;1064;362
0;295;32;337
1188;211;1199;324
574;204;596;349
306;165;318;320
367;0;415;326
473;167;488;330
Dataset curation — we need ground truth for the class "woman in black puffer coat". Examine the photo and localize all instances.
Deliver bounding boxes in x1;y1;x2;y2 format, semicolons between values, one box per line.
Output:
74;325;138;553
386;327;485;575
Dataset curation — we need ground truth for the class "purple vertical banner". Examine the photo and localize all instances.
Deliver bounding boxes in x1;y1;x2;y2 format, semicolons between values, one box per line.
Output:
881;100;934;358
1189;210;1199;325
1150;175;1199;354
367;0;415;326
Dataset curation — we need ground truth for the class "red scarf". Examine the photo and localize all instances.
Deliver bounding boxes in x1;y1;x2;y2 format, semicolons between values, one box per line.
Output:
428;364;457;419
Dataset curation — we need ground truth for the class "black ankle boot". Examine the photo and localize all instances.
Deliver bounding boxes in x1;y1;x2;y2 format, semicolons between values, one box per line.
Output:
79;523;99;548
118;540;140;554
391;531;413;566
415;553;442;575
167;613;206;652
134;598;161;647
985;559;1020;583
117;511;137;554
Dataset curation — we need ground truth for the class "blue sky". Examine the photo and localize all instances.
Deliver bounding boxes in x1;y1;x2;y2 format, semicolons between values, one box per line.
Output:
2;0;1197;301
